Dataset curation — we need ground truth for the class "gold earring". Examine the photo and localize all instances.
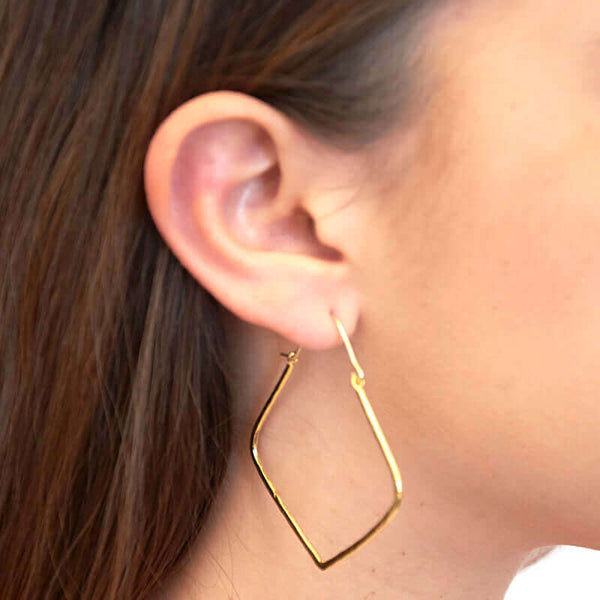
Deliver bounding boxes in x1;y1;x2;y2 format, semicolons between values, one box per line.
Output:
250;310;403;570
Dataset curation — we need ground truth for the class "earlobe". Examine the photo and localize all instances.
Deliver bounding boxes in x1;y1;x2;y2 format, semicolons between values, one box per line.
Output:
143;91;361;349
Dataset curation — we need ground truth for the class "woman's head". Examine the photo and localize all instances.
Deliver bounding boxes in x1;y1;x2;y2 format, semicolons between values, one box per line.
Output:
149;0;600;550
3;0;600;598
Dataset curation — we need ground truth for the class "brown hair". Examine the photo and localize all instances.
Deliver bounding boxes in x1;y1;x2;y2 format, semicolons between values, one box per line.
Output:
0;1;436;598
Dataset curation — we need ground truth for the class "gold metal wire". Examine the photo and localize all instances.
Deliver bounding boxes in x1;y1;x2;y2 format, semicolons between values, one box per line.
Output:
250;310;403;570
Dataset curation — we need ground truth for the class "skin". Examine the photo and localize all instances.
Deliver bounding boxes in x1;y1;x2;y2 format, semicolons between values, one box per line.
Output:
144;0;600;598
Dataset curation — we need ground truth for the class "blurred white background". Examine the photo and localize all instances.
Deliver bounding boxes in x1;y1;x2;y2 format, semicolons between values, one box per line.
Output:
505;546;600;599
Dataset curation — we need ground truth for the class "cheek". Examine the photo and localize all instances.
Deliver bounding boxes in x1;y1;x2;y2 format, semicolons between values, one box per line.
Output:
459;154;600;347
406;153;600;541
464;185;600;338
425;142;600;407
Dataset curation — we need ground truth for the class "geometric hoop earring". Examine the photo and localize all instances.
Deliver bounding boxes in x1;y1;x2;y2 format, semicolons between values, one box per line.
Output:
250;309;403;570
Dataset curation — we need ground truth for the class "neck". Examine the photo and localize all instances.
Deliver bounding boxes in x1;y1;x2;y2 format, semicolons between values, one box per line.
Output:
157;315;533;600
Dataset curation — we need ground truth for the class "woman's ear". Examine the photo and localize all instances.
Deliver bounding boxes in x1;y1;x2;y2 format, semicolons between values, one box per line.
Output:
143;91;361;349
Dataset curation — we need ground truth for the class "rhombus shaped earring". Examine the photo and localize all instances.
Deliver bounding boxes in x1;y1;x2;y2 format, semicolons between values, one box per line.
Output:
250;309;403;570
